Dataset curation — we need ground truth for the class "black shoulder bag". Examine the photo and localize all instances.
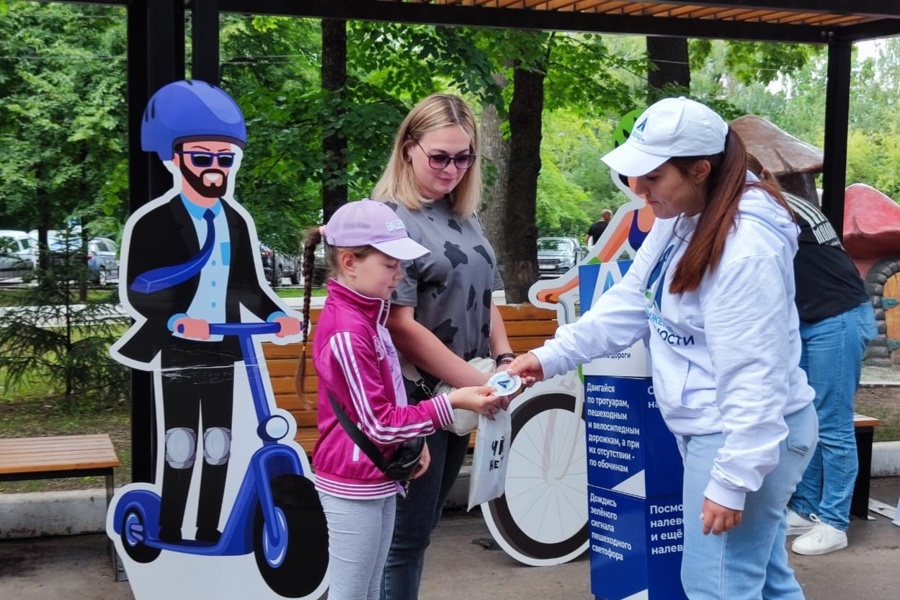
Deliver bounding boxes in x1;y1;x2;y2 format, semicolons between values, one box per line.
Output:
327;393;424;483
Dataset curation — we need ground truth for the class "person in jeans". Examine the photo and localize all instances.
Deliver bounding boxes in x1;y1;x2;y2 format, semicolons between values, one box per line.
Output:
509;98;818;600
748;155;877;555
372;93;516;599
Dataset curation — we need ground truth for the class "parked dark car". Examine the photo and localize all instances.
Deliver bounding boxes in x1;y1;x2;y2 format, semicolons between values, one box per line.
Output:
47;235;120;285
536;237;587;278
260;243;300;287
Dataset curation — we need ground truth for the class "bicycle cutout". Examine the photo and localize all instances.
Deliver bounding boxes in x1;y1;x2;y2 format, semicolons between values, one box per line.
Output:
481;132;654;566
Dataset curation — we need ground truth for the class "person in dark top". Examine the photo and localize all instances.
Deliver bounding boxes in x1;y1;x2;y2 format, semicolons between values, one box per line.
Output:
748;154;876;556
585;208;613;246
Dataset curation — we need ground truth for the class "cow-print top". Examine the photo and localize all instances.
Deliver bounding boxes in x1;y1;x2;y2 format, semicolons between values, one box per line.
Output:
387;198;503;365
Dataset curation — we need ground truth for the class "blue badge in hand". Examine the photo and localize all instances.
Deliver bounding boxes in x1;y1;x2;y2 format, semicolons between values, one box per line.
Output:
487;371;522;396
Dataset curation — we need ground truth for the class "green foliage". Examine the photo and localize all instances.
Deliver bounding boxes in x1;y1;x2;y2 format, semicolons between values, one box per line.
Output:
0;265;128;411
0;2;127;236
690;39;822;86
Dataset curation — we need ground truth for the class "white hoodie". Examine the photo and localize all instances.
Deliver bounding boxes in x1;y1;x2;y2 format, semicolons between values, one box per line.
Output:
534;183;815;510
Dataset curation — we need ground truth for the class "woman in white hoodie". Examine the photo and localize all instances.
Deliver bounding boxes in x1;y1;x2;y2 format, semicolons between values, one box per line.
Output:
508;97;818;600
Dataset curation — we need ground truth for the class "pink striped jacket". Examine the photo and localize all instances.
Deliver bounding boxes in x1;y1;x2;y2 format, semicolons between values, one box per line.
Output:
311;280;453;499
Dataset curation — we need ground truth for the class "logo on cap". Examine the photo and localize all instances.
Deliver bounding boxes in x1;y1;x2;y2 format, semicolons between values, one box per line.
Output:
385;219;405;233
633;117;648;142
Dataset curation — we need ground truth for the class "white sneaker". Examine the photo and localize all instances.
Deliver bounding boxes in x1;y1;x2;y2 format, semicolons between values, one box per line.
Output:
791;516;848;556
786;509;814;537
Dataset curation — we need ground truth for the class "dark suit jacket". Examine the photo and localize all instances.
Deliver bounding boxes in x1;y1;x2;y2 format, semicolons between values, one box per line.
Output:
117;196;281;364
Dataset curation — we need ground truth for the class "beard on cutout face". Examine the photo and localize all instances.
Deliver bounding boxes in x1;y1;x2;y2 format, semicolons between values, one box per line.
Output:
180;161;227;198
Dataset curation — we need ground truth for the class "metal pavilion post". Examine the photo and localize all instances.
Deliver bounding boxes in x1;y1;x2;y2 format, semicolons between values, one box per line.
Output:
821;38;853;240
126;0;186;482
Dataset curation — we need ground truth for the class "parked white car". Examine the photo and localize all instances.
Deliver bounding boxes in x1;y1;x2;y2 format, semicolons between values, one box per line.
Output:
0;229;38;268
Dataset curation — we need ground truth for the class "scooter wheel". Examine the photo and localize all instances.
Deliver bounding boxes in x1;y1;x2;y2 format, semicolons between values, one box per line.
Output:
121;508;162;563
254;474;328;598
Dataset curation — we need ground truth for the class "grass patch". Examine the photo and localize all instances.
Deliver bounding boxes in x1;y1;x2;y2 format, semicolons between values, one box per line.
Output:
855;386;900;443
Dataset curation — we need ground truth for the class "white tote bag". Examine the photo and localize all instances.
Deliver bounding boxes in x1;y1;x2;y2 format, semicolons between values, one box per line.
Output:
467;407;512;511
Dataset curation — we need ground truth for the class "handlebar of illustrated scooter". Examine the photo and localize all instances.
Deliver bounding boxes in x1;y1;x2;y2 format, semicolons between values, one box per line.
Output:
175;321;283;336
208;322;282;336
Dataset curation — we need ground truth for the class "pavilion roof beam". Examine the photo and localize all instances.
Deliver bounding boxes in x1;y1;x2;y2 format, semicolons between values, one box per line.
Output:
607;1;900;20
217;0;833;44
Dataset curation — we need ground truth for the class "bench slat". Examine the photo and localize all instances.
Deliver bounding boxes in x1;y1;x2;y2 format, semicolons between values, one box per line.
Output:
0;434;120;476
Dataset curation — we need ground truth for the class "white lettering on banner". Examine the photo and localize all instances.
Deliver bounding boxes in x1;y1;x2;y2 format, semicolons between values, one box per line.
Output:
592;397;630;409
651;544;684;555
590;505;618;520
650;504;684;515
591;531;632;551
591;544;624;561
594;423;641;435
586;382;616;393
589;493;618;508
650;518;684;528
590;519;614;532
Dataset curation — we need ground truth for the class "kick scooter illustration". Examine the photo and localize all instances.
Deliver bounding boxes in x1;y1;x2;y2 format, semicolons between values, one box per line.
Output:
112;322;328;599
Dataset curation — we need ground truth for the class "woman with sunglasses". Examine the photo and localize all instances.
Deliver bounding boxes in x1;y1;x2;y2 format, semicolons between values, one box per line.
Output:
372;93;516;600
508;97;818;600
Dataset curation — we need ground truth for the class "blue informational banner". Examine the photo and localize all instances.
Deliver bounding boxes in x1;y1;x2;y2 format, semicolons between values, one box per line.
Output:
580;262;686;600
588;488;686;600
584;375;682;498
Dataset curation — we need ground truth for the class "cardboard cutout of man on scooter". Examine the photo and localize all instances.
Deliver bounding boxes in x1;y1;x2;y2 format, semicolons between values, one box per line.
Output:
107;80;329;600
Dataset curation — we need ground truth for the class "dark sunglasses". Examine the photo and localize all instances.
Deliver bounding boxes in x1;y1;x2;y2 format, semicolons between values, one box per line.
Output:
178;151;236;168
414;140;476;171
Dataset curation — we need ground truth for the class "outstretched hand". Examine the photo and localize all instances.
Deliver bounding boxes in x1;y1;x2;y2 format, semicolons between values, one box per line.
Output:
506;352;545;387
448;385;501;418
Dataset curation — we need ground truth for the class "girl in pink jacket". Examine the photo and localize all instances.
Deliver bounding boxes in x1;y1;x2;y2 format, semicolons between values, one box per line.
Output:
300;200;500;600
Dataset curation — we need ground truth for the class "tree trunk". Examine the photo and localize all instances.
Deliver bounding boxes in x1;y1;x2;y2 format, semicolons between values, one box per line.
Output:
480;72;511;288
321;19;347;222
501;64;544;303
647;36;691;102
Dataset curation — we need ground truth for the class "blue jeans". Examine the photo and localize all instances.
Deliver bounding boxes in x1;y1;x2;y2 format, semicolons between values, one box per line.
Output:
381;429;470;600
681;403;818;600
789;302;876;531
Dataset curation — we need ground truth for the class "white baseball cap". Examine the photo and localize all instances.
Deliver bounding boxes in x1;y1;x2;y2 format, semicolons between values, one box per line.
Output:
601;97;729;177
323;199;429;260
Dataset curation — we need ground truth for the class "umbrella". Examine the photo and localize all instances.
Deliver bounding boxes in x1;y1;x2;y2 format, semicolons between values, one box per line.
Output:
730;114;823;176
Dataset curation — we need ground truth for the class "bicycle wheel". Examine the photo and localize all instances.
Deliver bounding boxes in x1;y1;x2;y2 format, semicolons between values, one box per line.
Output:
483;392;588;566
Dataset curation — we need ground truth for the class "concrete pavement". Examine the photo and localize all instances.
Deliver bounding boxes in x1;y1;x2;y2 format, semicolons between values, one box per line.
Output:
1;477;898;600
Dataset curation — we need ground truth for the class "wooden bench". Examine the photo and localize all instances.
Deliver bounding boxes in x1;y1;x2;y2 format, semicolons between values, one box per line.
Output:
852;413;881;519
262;303;560;455
0;434;120;504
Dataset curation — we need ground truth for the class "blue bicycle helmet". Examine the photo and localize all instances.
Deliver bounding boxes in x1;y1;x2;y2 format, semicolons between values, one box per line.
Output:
141;80;246;161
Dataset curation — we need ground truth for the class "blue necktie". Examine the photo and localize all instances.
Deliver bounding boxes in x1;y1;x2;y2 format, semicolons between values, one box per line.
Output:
131;209;216;294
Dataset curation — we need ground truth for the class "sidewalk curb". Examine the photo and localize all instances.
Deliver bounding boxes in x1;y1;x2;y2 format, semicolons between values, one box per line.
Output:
0;489;108;539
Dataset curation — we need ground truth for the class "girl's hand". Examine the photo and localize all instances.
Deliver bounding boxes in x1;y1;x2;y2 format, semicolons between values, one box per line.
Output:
700;498;742;535
448;386;500;417
411;442;431;480
506;352;544;387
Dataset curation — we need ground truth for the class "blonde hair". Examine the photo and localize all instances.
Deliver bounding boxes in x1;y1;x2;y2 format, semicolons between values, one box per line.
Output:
371;93;482;218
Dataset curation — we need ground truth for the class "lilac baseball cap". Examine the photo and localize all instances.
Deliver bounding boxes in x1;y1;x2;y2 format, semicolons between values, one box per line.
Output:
324;200;430;260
